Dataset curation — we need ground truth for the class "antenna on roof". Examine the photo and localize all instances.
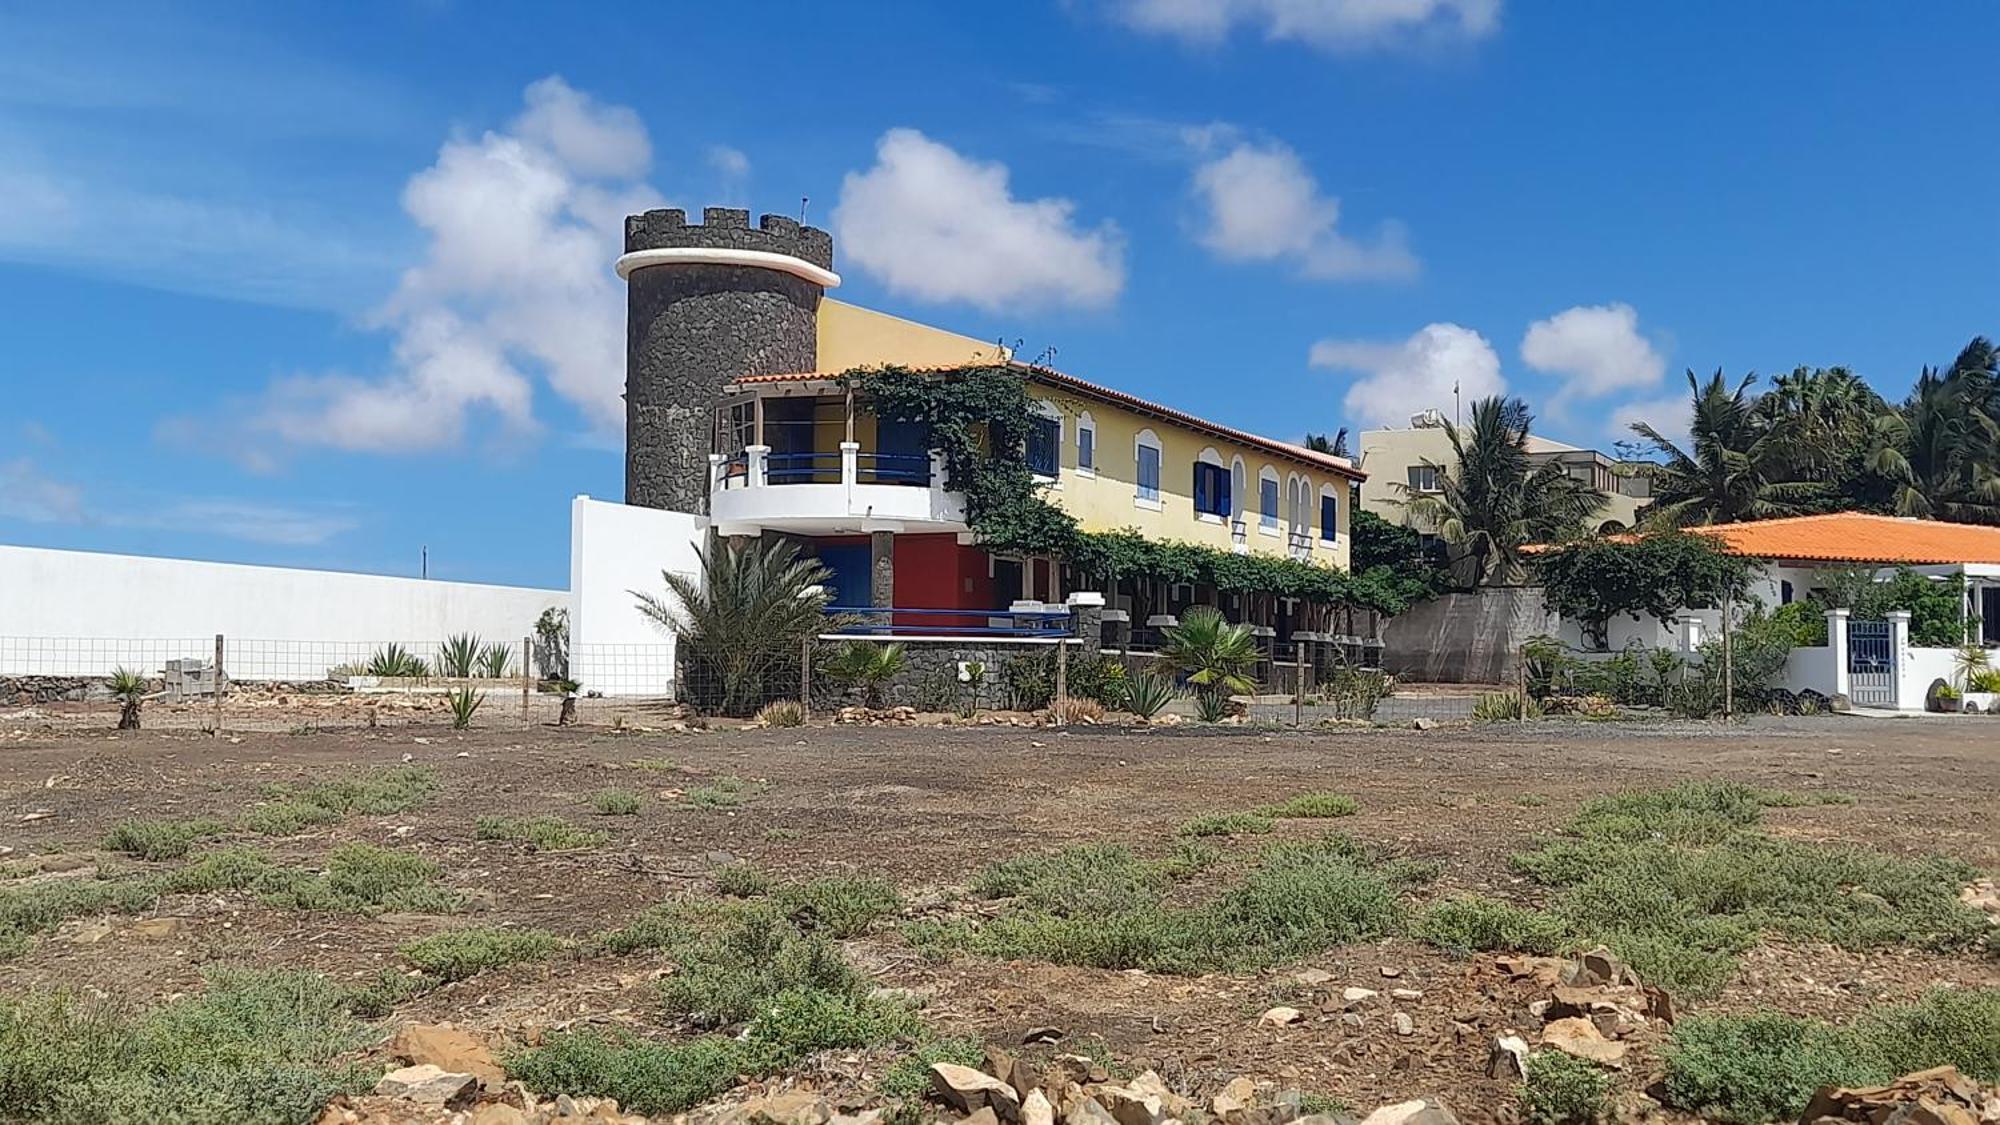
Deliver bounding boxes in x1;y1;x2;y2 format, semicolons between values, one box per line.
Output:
799;195;809;224
1033;345;1059;368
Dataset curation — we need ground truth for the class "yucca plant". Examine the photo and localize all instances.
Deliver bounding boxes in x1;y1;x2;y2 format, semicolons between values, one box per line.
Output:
1192;689;1235;723
633;538;834;718
438;633;482;678
754;699;806;728
108;666;148;730
446;687;483;730
1952;644;1991;692
1155;606;1259;718
367;643;428;679
828;641;907;709
477;642;513;679
1121;670;1177;720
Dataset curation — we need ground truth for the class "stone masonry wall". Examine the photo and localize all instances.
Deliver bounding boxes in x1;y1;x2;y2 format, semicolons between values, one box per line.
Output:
623;208;831;514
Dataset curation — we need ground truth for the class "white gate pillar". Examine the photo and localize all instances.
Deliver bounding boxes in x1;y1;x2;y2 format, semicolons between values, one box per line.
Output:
1825;608;1850;700
1884;609;1912;709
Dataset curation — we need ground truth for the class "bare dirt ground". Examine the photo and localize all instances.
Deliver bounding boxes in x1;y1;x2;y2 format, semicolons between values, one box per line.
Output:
2;710;1996;1122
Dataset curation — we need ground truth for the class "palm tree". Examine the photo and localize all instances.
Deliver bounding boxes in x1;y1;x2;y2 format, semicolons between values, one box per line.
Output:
1873;345;2000;523
1403;396;1603;586
1630;370;1827;528
108;667;147;730
633;537;834;717
1303;429;1351;458
1155;606;1259;710
1754;365;1894;489
827;641;906;708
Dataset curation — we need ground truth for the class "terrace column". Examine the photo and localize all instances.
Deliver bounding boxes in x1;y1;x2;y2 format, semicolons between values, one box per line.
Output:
745;444;770;487
870;531;895;608
1067;591;1104;657
707;453;726;494
1885;609;1912;710
1825;607;1850;701
839;441;859;488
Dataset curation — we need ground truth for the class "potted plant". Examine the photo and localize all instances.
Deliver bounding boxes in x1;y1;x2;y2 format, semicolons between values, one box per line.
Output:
1962;666;2000;714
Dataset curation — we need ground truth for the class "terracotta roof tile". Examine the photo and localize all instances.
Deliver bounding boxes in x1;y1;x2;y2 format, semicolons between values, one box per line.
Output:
1684;512;2000;565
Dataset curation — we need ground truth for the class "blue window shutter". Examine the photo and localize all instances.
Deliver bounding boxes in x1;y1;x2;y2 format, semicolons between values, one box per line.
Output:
1079;428;1094;469
1321;494;1337;541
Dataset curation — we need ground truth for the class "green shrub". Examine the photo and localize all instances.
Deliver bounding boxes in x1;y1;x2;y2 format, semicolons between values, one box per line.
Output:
711;864;773;898
1520;1050;1611;1124
971;844;1170;915
589;788;642;816
1001;653;1053;711
1259;792;1360;819
240;799;342;836
0;969;373;1125
445;687;483;730
877;1036;986;1100
476;815;609;852
684;777;767;810
1119;671;1177;719
506;1030;747;1117
773;876;901;938
1663;1011;1876;1123
1508;782;1985;997
1474;691;1538;722
101;818;230;861
255;843;459;915
1177;812;1275;837
366;643;429;679
398;926;564;982
743;986;923;1064
1417;895;1569;955
248;767;437;835
342;968;438;1019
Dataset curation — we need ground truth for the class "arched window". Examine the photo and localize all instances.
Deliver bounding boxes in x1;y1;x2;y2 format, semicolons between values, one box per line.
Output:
1075;411;1097;475
1192;447;1228;520
1134;429;1162;507
1258;466;1280;531
1318;483;1339;543
1026;399;1061;478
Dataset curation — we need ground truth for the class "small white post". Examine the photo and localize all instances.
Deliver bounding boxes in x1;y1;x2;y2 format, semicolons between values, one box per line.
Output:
708;452;726;492
1885;609;1912;710
839;440;860;488
1825;608;1851;701
745;444;771;487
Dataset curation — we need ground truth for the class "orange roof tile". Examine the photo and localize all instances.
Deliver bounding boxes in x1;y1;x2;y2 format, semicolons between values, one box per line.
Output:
1683;512;2000;565
731;363;1366;481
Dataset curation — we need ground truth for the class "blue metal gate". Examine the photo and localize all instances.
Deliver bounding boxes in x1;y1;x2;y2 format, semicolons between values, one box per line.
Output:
1847;620;1894;707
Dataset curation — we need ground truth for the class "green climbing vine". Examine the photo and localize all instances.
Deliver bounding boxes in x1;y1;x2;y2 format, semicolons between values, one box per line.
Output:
842;364;1426;615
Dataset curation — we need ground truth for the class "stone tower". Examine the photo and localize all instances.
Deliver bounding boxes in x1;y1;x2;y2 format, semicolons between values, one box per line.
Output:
617;206;838;513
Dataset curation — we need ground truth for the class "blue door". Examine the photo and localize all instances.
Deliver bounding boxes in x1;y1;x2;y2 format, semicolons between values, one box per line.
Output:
817;544;871;609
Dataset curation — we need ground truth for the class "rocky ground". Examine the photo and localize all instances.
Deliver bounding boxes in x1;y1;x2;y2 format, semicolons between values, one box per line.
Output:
1;708;1996;1123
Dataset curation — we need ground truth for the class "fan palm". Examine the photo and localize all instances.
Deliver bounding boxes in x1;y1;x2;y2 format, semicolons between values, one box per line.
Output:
827;641;906;708
1630;370;1827;528
108;666;147;731
633;537;834;717
1403;396;1603;586
1155;606;1259;710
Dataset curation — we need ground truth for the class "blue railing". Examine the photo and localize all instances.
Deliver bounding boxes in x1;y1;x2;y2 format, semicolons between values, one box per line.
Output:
856;452;931;485
823;606;1071;638
766;451;842;484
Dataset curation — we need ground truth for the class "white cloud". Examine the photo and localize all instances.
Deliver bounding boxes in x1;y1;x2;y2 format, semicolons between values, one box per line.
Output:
1189;139;1417;281
707;145;751;181
0;457;353;545
1310;323;1504;429
0;458;84;523
1520;302;1665;400
834;128;1125;312
171;76;661;462
1112;0;1501;53
1612;394;1690;452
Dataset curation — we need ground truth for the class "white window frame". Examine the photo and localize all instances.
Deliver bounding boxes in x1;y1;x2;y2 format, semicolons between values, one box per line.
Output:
1318;482;1340;543
1075;410;1096;478
1411;463;1442;494
1134;428;1163;511
1258;466;1280;534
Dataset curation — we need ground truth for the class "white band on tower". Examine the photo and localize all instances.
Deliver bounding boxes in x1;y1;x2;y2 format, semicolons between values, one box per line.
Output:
615;246;841;288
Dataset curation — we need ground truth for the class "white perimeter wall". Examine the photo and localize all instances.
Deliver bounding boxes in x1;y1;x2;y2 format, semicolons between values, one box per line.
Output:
0;543;566;680
568;496;707;696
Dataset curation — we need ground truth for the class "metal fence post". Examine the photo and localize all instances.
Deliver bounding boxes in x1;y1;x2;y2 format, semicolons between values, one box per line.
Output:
213;633;225;737
521;635;532;721
1054;636;1068;726
1294;639;1305;727
800;633;813;715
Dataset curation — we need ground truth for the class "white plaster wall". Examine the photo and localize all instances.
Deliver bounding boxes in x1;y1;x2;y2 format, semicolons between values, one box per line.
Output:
1782;645;1836;693
1900;646;1960;710
0;544;566;679
568;496;708;696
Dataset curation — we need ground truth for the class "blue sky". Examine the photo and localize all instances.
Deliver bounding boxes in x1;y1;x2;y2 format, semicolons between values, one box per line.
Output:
2;1;1995;588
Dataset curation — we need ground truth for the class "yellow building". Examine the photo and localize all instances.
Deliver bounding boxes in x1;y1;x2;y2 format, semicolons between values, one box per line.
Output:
1357;416;1651;535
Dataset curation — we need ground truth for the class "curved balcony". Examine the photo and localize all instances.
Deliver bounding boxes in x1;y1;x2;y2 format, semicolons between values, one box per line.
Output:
709;443;968;536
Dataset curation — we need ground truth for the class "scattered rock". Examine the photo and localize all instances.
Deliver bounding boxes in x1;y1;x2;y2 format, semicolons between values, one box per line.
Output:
1341;987;1379;1004
1021;1088;1055;1125
1211;1077;1257;1119
1294;968;1337;987
1392;1012;1414;1037
1390;988;1423;1002
1541;1018;1629;1067
728;1091;832;1125
1357;1100;1458;1125
1378;967;1402;979
1093;1083;1165;1125
1487;1035;1531;1082
931;1064;1021;1122
373;1064;478;1107
1260;1006;1304;1026
391;1023;504;1091
1411;717;1438;731
1020;1026;1064;1045
1562;946;1638;988
1799;1064;2000;1122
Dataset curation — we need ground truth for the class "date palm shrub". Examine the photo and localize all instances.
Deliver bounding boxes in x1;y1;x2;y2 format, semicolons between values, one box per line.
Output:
108;667;148;731
633;539;835;718
827;642;906;709
1155;606;1258;718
